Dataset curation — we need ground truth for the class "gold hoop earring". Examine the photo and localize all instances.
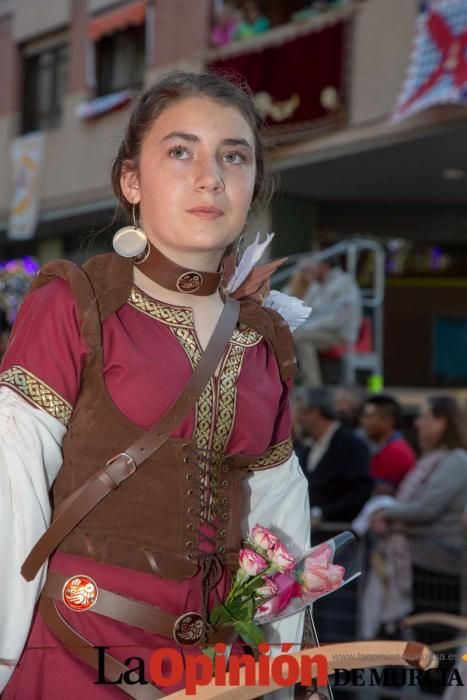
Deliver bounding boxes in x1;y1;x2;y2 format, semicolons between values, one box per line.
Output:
235;222;248;266
113;203;148;259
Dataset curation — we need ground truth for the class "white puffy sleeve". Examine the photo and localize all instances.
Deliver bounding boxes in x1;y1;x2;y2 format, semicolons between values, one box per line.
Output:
0;387;65;692
243;452;311;700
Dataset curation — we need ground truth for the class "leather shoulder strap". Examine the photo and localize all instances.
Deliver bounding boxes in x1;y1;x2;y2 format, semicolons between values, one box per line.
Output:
21;296;240;582
81;252;133;321
26;259;102;350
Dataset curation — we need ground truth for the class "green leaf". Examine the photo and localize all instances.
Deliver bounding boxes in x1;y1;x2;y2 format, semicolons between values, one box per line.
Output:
235;598;254;622
210;603;235;626
234;621;265;647
201;646;216;672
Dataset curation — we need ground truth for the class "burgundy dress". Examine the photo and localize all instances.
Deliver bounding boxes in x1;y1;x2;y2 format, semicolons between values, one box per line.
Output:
0;278;293;699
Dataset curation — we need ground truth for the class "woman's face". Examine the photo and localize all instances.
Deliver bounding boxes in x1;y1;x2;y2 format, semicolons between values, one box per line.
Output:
121;96;256;260
415;403;446;451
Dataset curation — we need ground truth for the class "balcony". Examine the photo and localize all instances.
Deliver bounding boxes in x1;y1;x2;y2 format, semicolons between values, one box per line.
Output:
205;0;355;142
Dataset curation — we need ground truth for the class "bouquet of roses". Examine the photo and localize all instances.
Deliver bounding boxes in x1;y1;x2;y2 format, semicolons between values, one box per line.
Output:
209;525;361;646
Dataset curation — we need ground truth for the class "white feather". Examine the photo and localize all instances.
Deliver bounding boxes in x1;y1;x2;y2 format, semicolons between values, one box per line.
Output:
264;290;312;332
224;232;275;293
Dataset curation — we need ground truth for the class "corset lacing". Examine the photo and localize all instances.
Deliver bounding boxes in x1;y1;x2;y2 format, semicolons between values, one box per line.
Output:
182;443;233;641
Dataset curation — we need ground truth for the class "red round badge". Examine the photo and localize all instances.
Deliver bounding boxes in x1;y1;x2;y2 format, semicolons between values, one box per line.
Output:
62;575;98;612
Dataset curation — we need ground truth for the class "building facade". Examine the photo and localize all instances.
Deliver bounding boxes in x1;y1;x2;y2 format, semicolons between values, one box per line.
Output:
2;0;467;385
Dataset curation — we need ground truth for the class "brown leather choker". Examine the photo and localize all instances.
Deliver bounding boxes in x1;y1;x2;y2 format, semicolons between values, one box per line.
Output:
135;243;222;296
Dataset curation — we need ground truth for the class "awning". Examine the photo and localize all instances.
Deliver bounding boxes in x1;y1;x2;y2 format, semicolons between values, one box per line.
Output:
88;0;146;42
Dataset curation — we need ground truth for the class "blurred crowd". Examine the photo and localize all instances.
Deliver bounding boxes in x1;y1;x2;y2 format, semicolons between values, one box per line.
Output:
290;247;467;695
210;0;348;47
293;385;467;693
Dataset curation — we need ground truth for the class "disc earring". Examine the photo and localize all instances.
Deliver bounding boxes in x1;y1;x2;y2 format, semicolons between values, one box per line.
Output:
112;203;148;258
235;222;248;266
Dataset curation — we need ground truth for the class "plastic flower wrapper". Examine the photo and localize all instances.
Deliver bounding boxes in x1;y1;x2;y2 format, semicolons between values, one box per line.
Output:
254;530;361;624
208;526;361;648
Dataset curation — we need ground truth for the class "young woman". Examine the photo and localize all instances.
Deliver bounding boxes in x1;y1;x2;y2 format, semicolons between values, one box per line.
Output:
0;72;310;699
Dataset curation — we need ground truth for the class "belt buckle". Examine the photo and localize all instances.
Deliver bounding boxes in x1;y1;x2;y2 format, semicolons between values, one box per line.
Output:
105;452;136;470
173;612;207;646
62;574;98;612
104;452;137;484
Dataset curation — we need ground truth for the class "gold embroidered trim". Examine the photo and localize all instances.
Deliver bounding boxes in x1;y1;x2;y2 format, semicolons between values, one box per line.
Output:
128;287;194;329
0;365;73;426
231;326;262;348
128;287;262;347
171;326;213;454
210;344;246;456
248;436;294;471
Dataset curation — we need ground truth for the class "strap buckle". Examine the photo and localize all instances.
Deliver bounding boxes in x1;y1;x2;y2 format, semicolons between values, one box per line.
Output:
104;452;137;487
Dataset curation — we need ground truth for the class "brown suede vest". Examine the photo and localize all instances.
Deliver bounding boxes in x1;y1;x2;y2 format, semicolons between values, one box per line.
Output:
29;253;296;581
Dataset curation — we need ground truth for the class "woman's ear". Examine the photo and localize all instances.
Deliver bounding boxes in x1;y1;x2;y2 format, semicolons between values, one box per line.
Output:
120;163;140;206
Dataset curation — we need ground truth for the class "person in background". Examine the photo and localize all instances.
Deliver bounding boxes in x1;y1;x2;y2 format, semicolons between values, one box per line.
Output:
370;397;467;694
334;383;370;443
235;0;270;40
293;254;362;386
297;386;372;536
210;2;239;46
361;394;416;495
297;386;371;644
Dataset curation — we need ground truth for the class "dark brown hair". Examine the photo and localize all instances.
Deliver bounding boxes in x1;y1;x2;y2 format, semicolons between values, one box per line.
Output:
427;395;467;449
111;70;274;217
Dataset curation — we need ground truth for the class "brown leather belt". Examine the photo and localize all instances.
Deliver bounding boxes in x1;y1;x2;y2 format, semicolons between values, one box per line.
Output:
42;570;236;645
39;571;237;699
39;595;165;700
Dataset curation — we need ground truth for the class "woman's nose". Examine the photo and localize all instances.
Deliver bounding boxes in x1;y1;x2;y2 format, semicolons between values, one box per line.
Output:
194;157;225;193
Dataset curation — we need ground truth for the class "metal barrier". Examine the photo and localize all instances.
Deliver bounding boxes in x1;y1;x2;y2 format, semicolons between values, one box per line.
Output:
305;521;467;699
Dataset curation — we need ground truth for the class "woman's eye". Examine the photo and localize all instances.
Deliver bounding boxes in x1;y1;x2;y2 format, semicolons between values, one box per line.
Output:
223;151;247;164
169;146;190;159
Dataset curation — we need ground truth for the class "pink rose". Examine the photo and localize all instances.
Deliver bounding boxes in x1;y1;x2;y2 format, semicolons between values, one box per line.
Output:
251;524;279;552
256;596;281;617
301;561;345;597
268;541;295;572
239;548;268;576
256;572;301;619
304;542;333;568
256;576;279;598
300;542;345;598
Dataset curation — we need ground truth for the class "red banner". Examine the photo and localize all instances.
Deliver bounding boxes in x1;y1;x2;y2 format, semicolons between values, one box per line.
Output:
208;20;348;139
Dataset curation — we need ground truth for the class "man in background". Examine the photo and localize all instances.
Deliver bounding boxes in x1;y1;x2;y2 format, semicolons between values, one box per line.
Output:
297;386;372;644
293;255;362;385
334;383;367;433
361;394;416;494
297;386;372;536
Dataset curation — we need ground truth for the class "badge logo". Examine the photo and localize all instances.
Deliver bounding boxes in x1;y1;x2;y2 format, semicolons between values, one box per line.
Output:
173;612;206;645
62;575;98;612
176;272;203;293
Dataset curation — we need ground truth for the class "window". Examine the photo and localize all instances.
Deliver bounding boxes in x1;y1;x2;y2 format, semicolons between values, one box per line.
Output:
95;24;145;97
21;45;68;134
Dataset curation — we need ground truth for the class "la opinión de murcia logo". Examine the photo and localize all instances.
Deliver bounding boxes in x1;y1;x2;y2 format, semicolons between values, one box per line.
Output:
95;643;329;694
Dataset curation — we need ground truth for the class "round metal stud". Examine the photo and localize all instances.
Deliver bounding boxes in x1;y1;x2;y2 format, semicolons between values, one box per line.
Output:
173;612;205;646
176;271;203;293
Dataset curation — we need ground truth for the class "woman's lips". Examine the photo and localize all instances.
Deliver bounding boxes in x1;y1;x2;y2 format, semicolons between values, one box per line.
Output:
187;207;224;220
